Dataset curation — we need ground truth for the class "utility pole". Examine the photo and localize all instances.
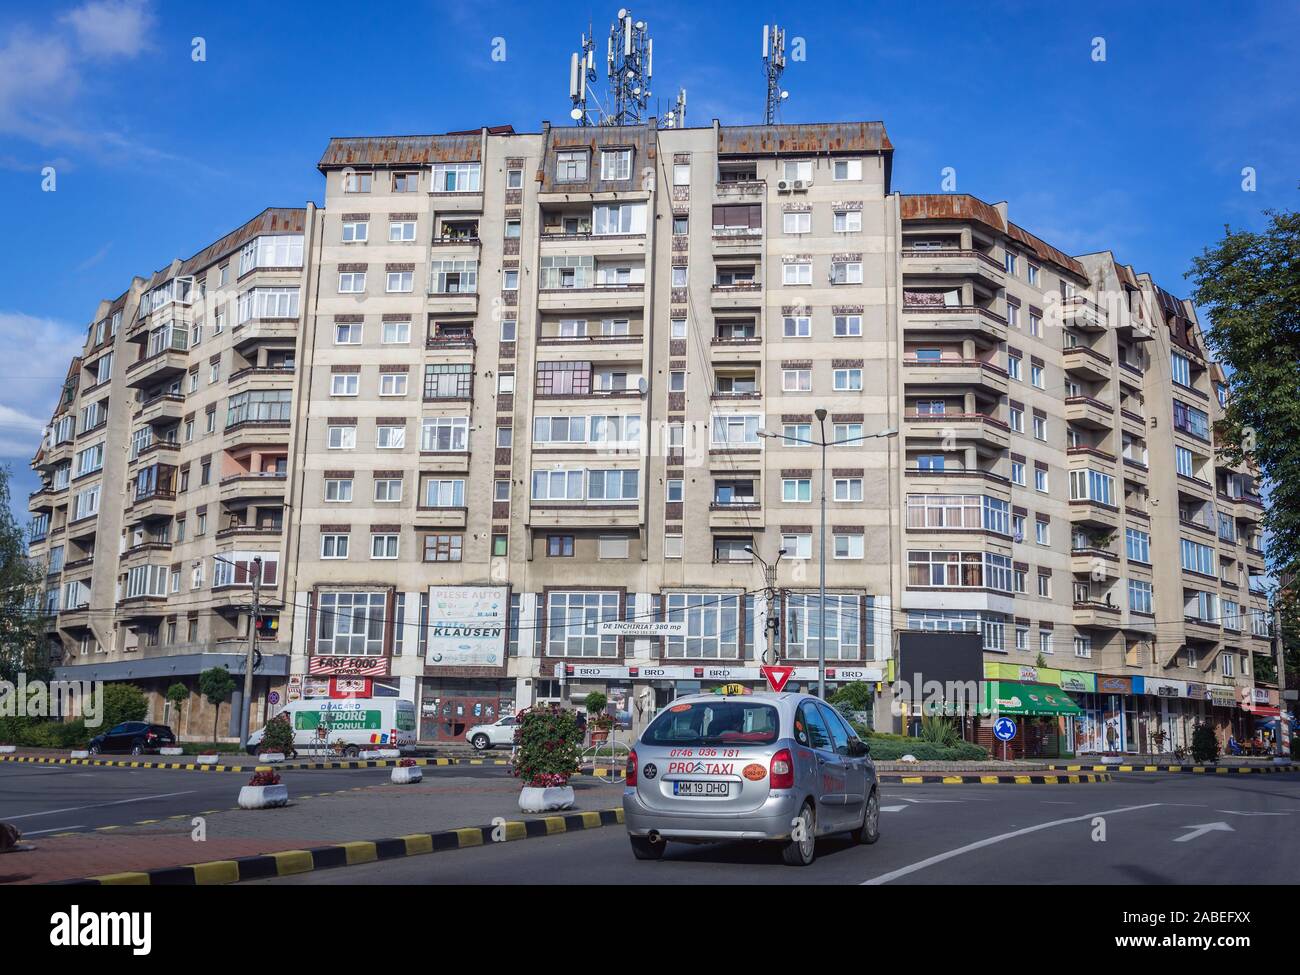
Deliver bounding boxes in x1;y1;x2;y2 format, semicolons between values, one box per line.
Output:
1272;572;1293;757
744;545;784;666
816;409;828;701
238;556;263;750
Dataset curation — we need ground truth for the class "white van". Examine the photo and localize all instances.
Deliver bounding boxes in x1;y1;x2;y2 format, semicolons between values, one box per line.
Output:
246;698;417;756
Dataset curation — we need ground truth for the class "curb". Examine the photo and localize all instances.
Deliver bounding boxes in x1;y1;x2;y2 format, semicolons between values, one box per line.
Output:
0;755;510;773
881;772;1111;785
53;808;626;886
1045;763;1295;775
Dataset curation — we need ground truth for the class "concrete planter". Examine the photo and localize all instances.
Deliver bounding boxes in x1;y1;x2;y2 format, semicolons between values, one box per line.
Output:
159;747;183;756
1099;755;1124;765
390;766;423;784
238;784;289;809
257;752;286;763
362;748;401;759
518;785;575;813
0;745;16;754
70;750;90;759
196;755;220;766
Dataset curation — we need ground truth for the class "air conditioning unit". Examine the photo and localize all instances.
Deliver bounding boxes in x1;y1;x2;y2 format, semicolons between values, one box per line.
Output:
776;179;792;192
792;179;811;191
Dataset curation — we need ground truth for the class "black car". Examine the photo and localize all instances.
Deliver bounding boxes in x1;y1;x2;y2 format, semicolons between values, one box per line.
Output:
87;722;176;756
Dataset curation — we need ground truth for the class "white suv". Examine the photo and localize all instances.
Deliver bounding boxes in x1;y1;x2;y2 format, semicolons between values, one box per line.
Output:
467;715;517;751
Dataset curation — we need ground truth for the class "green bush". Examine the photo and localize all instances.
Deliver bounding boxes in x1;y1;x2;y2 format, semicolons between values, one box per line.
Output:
258;711;296;756
1191;722;1220;763
583;691;607;716
0;716;89;748
101;683;148;731
864;739;989;762
829;681;874;713
511;705;583;787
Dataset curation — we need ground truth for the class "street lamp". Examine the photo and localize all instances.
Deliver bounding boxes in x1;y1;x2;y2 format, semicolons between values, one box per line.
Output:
744;544;786;666
757;418;897;698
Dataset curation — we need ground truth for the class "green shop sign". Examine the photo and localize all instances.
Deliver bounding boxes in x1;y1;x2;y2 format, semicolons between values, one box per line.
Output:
295;709;383;732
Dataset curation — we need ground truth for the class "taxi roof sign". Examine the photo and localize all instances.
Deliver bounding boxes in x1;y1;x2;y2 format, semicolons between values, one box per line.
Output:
714;683;750;696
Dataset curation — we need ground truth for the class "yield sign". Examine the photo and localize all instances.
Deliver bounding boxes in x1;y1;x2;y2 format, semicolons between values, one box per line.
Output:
761;665;794;693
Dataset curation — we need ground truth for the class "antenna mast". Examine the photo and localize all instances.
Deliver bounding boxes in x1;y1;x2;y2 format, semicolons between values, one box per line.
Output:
762;24;788;125
567;8;682;128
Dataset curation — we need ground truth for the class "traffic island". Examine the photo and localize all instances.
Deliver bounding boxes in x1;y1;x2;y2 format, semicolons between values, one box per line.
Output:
1044;762;1295;774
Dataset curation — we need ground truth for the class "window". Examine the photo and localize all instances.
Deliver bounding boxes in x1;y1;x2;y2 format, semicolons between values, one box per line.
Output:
331;373;359;397
226;389;291;428
1032;414;1047;441
432;162;481;192
664;534;683;559
1010;461;1026;485
834;478;864;502
782;478;813;503
1035;519;1050;545
783;316;811;338
424;363;473;399
1005;251;1017;275
1129;579;1153;614
1038;574;1052;598
671;266;688;287
783;262;812;285
392;171;419;192
783;211;810;235
1035;468;1049;493
1173;400;1210;440
335;322;362;345
506;168;523;189
1126;528;1151;563
663;592;742;659
907;550;1012;592
784;593;861;660
782;369;811;392
546;591;619;657
783;423;812;446
316;592;386;655
710;413;760;445
324;478;353;502
782;160;813;182
1180;538;1215;575
429;259;478;294
502;269;519;291
1171;352;1191;388
833;368;863;391
1030;363;1044;388
239;235;304;272
343;171;372;193
834;422;864;444
321;534;350;559
422;479;464;508
423;533;463;562
833;210;862;233
504;219;521;238
1007;354;1022;380
672;163;690;186
1175;445;1195;478
1009;407;1024;433
830;261;863;284
834;315;862;337
338;272;366;294
420;417;469;452
370;534;399;559
379;373;408;397
600;149;632;180
500;319;517;342
781;534;813;559
1069;469;1115;506
834;534;865;559
666;478;683;503
555;151;589;182
327;425;357;450
832;158;862;181
588;469;639;501
598;536;629;559
342;220;368;242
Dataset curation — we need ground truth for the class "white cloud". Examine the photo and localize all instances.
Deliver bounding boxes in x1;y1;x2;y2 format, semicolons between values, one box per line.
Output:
0;311;85;460
61;0;154;59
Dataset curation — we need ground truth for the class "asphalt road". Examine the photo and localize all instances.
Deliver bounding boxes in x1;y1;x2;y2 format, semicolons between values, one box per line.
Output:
252;770;1300;885
0;762;504;837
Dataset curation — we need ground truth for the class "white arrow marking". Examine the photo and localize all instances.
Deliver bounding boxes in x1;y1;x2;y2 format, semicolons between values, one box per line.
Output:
1173;822;1235;842
1216;810;1291;817
880;804;908;813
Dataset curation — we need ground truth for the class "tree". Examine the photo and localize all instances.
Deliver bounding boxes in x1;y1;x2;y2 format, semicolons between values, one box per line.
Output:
165;683;189;734
101;683;148;730
199;666;237;746
1187;211;1300;585
0;465;52;686
828;681;874;714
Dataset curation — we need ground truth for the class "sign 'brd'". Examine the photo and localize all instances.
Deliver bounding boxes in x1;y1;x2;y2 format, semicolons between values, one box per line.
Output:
426;585;508;667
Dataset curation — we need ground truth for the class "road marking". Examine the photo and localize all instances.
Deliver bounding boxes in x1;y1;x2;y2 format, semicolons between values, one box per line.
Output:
881;805;908;813
4;790;198;821
1216;810;1290;817
24;825;86;836
1173;822;1234;842
860;803;1162;886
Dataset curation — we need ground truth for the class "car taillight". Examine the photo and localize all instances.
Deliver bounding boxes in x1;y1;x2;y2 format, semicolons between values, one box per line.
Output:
770;748;794;789
145;731;156;739
626;748;638;787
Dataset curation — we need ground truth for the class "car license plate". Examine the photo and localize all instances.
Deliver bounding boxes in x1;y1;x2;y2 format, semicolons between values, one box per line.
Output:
673;780;730;797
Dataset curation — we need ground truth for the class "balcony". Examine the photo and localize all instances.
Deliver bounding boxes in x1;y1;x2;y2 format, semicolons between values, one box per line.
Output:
711;227;764;257
125;337;189;389
135;392;186;427
902;357;1008;396
225;419;292;449
228;365;295;391
535;333;645;363
1070;547;1119;577
215;523;284;541
903;467;1011;494
527;503;641;531
900;248;1005;289
1069;498;1120;531
233;318;297;349
901;303;1007;341
426;287;479;316
219;472;288;505
414;506;469;530
1060;295;1107;331
1062;345;1113;383
28;489;55;515
903;411;1010;452
1064;396;1115;430
129;488;176;523
537;283;644;313
708;501;762;530
117;594;168;619
1183;616;1222;643
709;282;764;311
1073;601;1123;629
538;231;646;260
714;180;766;200
121;540;173;566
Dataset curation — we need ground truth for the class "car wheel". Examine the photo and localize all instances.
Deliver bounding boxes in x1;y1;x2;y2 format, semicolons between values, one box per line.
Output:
344;745;360;759
782;802;817;866
629;835;666;861
471;734;491;751
87;743;100;756
852;789;881;845
130;742;144;756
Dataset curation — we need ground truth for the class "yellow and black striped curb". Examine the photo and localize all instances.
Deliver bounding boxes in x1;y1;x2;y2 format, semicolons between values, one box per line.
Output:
0;754;510;773
881;772;1111;785
52;808;626;886
1045;763;1295;775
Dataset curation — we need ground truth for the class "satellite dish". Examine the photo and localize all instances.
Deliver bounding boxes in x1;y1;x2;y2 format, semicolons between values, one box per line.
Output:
618;8;628;19
637;376;648;396
570;108;583;120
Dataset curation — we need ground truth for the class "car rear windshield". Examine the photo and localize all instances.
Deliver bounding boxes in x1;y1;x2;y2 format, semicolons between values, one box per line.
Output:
642;700;780;747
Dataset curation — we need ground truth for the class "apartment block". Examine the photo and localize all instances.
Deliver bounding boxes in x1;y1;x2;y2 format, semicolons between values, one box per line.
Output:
27;119;1275;753
28;207;317;735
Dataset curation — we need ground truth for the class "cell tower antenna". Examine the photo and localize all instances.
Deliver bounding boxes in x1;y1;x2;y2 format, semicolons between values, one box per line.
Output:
568;26;600;125
604;8;653;125
762;24;789;125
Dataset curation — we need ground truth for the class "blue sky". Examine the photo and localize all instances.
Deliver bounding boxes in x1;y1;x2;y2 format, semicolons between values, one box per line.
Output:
2;0;1298;519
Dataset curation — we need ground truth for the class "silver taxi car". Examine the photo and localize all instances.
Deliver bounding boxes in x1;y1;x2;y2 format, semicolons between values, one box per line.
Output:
623;691;879;866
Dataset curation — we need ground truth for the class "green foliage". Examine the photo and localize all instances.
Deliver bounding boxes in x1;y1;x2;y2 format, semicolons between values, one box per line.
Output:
510;705;583;787
165;682;188;732
1188;210;1300;587
1191;723;1220;764
828;681;874;713
583;691;607;716
865;739;990;762
101;683;148;730
918;715;960;748
0;465;52;686
199;666;237;744
0;715;88;747
259;711;295;756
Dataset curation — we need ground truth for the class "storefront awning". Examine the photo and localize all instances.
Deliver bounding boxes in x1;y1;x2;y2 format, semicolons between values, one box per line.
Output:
984;681;1082;716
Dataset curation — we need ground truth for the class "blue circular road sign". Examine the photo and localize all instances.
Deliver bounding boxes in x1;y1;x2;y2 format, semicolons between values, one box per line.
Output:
993;717;1017;741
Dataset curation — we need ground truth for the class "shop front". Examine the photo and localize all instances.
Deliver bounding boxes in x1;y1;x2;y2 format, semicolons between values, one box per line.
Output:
978;679;1083;759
